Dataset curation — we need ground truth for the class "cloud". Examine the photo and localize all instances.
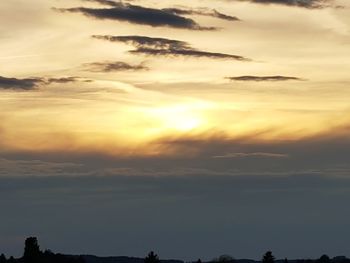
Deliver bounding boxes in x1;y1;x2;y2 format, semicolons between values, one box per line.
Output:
82;0;122;6
45;77;93;84
83;61;148;72
130;48;249;60
0;76;90;91
0;76;43;90
227;75;305;81
211;9;240;21
212;152;289;158
45;77;81;84
83;0;240;21
93;35;191;49
93;35;251;61
236;0;333;9
54;1;217;30
161;8;240;21
0;158;83;177
3;122;349;178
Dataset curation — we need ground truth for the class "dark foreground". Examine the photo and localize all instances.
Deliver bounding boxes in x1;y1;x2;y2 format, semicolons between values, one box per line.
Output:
1;237;349;263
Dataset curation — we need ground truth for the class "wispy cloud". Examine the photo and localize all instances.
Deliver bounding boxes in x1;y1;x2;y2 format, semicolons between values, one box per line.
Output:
45;77;84;84
83;61;148;72
93;35;251;61
235;0;334;9
212;152;289;158
227;75;305;81
0;158;83;177
162;7;240;21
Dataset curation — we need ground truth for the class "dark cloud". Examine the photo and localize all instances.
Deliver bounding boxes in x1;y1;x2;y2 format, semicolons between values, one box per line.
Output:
130;48;249;60
237;0;333;9
54;1;217;30
83;61;148;72
0;76;89;91
83;0;240;21
227;75;304;81
0;76;43;90
45;77;81;84
93;35;251;61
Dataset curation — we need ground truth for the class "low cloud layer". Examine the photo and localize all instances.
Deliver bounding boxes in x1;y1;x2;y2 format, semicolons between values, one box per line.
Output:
227;75;304;81
93;35;250;61
2;123;350;178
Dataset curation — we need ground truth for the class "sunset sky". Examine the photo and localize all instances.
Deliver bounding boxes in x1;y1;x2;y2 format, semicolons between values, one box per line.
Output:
1;0;350;260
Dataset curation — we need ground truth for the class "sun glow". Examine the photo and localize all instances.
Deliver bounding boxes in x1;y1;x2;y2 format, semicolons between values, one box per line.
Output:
168;114;202;132
146;102;211;133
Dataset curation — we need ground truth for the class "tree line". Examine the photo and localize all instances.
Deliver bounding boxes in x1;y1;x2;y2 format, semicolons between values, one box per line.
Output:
0;237;84;263
1;237;350;263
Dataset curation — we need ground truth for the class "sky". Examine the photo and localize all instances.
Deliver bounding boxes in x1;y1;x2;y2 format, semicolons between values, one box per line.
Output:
1;0;350;261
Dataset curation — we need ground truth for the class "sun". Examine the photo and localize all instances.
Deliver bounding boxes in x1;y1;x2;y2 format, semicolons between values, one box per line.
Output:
160;107;203;132
147;103;207;133
171;115;202;132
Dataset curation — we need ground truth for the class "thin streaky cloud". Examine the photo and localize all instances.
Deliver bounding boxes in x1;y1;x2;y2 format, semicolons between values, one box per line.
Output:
212;152;289;158
93;35;251;61
83;61;149;72
161;7;240;21
93;35;191;49
45;77;81;84
227;75;305;81
234;0;334;9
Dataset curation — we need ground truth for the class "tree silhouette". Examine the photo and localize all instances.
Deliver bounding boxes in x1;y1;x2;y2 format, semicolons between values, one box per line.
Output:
318;255;331;263
0;254;6;263
0;237;86;263
144;252;160;263
212;255;236;263
218;255;235;263
262;251;275;263
23;237;42;263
